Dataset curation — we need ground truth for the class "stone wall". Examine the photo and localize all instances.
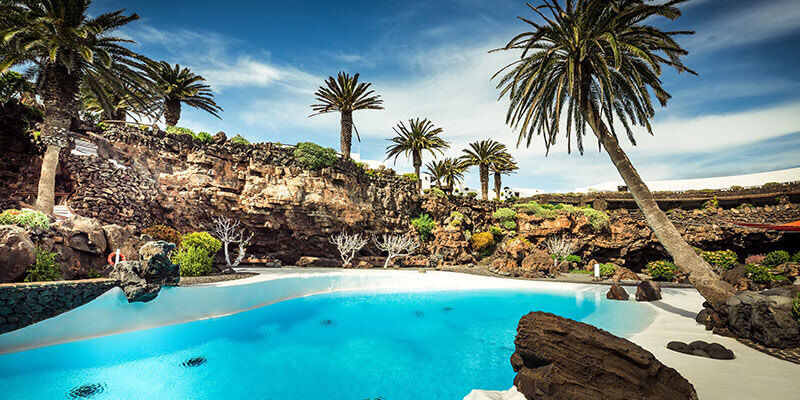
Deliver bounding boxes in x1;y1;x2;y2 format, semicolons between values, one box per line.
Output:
0;278;117;334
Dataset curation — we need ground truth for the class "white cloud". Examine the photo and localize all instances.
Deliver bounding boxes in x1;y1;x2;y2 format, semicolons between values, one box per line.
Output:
686;0;800;51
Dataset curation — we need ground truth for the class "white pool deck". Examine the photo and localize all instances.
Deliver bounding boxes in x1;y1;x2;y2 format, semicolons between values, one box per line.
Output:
1;268;798;399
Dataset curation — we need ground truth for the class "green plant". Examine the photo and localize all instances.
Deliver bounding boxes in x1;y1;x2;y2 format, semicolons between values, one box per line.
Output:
430;188;446;198
513;201;558;219
447;211;464;228
761;182;782;190
97;121;109;131
142;225;182;245
702;196;719;209
411;214;435;242
568;269;591;274
647;260;678;281
501;220;517;230
489;226;503;238
581;208;609;230
467;191;478;198
763;250;791;268
0;209;50;230
729;185;744;191
773;275;789;283
792;251;800;264
230;134;251;146
402;172;419;182
701;250;738;270
746;263;773;284
565;255;582;263
599;263;616;278
470;231;494;251
24;248;60;282
166;125;195;137
737;203;753;209
293;142;338;170
173;245;213;277
180;232;222;255
793;293;800;324
195;131;214;144
492;207;517;222
87;269;102;279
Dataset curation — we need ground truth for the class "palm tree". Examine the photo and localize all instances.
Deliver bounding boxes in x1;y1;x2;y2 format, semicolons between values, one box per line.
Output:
438;157;467;194
461;140;510;200
492;0;734;303
0;0;150;215
146;61;221;126
385;118;450;193
491;156;518;201
425;159;447;187
310;72;383;160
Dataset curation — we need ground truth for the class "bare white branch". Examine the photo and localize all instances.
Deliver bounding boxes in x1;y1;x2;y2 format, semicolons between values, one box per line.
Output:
212;216;253;267
329;232;368;266
544;234;578;266
373;234;420;268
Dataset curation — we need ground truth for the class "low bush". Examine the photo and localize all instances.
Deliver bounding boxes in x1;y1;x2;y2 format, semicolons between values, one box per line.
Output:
430;188;446;198
565;255;582;263
448;211;464;228
702;196;719;209
173;245;213;277
489;226;503;238
512;201;558;219
701;250;738;270
411;214;435;242
569;269;591;274
402;173;418;182
470;231;494;251
230;134;251;146
195;131;213;144
143;224;181;244
24;247;61;282
745;254;766;265
745;263;773;284
492;207;516;222
501;220;517;230
647;260;678;281
763;250;791;268
293;142;337;170
793;251;800;264
581;208;609;231
166;125;195;137
180;232;222;255
0;209;50;230
793;293;800;323
87;269;102;279
599;263;616;278
467;191;478;198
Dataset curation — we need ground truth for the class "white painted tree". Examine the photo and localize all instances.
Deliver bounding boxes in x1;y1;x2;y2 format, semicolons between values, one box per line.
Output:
212;216;255;267
373;234;420;269
544;234;578;267
329;232;368;266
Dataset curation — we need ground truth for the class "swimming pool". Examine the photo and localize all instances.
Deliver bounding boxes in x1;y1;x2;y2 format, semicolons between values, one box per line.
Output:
0;285;653;399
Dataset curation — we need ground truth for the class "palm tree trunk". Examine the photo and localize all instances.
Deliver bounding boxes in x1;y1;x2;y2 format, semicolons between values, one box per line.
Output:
34;145;61;214
581;96;734;304
494;171;502;200
164;98;181;126
340;110;353;160
479;165;489;201
413;151;422;194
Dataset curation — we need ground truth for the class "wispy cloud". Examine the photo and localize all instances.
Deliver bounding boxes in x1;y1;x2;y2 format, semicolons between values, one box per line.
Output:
686;0;800;51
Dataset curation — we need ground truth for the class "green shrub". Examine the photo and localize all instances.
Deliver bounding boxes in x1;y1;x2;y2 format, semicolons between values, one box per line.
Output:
599;263;616;277
166;125;195;137
430;188;446;198
702;196;719;209
411;214;435;242
701;250;738;270
489;226;503;238
793;293;800;323
195;131;213;143
174;245;213;277
142;224;181;244
565;255;582;263
763;250;791;268
773;275;789;283
557;204;581;214
501;220;517;230
569;269;591;274
467;191;478;198
647;260;678;281
513;201;558;218
0;209;50;230
746;263;772;284
447;211;464;228
761;182;782;190
492;207;516;222
402;173;418;182
87;269;102;279
470;231;494;251
24;247;60;282
581;208;609;230
792;251;800;264
230;134;251;146
180;232;222;255
293;142;337;170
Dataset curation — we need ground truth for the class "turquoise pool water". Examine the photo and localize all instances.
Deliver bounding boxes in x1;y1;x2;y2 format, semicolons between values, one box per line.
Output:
0;288;653;399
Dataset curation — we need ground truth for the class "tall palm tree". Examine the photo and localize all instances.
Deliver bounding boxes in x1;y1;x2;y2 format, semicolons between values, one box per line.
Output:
385;118;450;193
310;72;383;160
145;61;221;126
491;156;518;200
461;140;510;200
438;157;467;194
425;159;448;187
0;0;150;215
492;0;734;303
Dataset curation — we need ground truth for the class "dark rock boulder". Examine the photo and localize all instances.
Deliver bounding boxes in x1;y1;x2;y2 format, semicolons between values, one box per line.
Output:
54;217;108;254
510;312;697;400
0;225;36;282
636;280;662;301
667;340;734;360
213;131;227;144
139;241;179;286
606;284;630;300
109;261;160;303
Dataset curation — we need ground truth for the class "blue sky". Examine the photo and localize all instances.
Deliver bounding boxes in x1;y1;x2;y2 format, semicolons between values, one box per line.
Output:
95;0;800;191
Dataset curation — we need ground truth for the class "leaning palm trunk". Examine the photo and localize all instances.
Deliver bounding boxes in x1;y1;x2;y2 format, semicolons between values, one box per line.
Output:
340;110;353;160
493;171;502;200
479;165;489;200
582;98;734;303
164;98;181;126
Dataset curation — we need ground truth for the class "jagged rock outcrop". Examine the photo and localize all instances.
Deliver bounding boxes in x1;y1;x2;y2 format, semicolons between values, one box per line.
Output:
0;225;36;282
636;280;662;301
510;312;697;400
606;284;630;300
109;241;178;302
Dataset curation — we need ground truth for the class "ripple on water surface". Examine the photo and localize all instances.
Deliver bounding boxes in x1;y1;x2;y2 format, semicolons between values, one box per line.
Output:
0;288;653;399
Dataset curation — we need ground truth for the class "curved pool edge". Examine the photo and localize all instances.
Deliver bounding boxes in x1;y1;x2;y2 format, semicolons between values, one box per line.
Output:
0;269;645;355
